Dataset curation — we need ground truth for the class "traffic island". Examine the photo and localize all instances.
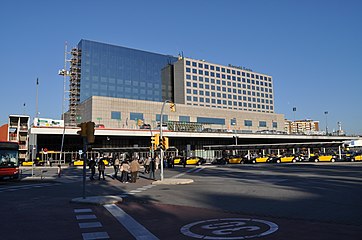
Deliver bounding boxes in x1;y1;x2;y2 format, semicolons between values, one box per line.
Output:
71;195;124;205
152;178;194;185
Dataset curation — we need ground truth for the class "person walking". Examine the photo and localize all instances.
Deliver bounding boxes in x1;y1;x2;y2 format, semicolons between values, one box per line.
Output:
130;158;140;183
121;160;130;183
98;160;106;180
149;158;156;180
144;156;151;174
113;157;120;179
88;158;96;180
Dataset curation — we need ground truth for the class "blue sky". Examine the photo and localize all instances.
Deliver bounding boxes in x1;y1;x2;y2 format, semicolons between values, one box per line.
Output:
1;0;361;135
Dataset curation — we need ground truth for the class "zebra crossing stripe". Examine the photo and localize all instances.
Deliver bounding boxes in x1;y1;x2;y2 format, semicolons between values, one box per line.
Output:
76;215;97;220
82;232;109;240
74;208;93;213
79;222;102;229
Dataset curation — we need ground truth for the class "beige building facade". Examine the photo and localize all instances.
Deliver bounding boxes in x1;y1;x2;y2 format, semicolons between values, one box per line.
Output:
79;96;284;133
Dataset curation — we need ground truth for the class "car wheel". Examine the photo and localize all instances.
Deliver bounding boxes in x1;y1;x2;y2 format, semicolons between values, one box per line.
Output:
331;158;335;162
314;159;319;162
276;159;281;163
252;160;256;164
292;159;297;163
351;158;355;162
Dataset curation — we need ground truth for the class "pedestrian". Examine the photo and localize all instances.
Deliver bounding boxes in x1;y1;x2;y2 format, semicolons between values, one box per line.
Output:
121;160;130;183
149;158;156;180
113;157;120;178
183;157;187;168
57;164;62;178
98;159;106;180
144;157;151;174
130;157;140;183
88;158;96;180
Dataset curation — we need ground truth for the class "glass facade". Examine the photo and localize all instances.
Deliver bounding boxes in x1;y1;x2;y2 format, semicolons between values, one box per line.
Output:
78;40;178;103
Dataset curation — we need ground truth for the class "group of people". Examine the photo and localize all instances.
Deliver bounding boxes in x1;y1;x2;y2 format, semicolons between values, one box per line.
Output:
88;156;160;182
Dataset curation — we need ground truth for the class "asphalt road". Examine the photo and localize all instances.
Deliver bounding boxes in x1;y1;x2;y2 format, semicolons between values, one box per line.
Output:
0;162;361;240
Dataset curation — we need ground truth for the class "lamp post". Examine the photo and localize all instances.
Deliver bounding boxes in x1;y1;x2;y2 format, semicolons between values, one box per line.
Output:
159;100;175;181
58;42;70;165
324;111;329;135
231;119;237;145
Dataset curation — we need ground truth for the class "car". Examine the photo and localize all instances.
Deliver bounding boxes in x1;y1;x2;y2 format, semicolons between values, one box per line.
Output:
244;155;269;164
310;154;338;162
186;156;206;165
211;157;228;165
172;156;186;165
268;155;297;163
350;151;362;161
226;155;243;164
174;156;205;165
22;161;34;166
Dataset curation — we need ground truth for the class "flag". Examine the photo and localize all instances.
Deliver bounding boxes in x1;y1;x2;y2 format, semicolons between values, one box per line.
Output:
36;78;39;85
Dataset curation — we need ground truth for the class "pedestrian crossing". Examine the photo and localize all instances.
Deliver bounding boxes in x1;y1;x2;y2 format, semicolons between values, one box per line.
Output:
74;208;109;240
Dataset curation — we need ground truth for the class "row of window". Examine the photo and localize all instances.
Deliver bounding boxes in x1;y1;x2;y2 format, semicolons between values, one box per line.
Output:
186;88;273;100
185;97;272;110
111;111;276;127
185;82;273;95
185;74;272;87
185;60;271;81
186;92;273;104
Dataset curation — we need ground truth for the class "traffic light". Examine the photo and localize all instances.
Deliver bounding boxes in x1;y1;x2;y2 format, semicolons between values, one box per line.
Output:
160;136;169;150
77;122;87;137
151;134;160;150
170;102;176;112
86;121;95;144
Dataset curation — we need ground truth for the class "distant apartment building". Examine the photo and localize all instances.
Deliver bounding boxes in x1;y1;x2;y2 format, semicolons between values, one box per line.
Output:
285;119;320;134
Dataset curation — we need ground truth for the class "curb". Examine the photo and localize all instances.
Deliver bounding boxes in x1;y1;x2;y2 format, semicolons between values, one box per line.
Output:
152;178;194;185
70;195;124;205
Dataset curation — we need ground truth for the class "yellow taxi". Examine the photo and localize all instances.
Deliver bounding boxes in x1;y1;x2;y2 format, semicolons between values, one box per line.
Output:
173;156;205;165
226;155;243;164
268;155;296;163
351;152;362;161
22;161;34;166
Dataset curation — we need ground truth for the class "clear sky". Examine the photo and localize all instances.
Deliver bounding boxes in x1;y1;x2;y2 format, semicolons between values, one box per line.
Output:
1;0;361;135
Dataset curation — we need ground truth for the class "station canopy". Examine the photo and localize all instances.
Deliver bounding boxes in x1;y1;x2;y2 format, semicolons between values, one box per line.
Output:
203;141;345;151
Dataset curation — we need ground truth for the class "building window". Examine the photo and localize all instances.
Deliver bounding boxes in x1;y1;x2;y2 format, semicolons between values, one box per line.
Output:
156;114;168;122
111;111;121;120
130;112;143;121
259;121;267;127
197;117;225;125
272;121;278;128
244;120;252;127
179;116;190;122
186;60;191;66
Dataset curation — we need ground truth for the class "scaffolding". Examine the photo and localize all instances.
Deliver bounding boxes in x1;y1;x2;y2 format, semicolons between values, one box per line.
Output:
68;47;82;126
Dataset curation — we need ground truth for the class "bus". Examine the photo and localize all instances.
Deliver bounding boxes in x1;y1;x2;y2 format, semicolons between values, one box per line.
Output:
0;141;19;180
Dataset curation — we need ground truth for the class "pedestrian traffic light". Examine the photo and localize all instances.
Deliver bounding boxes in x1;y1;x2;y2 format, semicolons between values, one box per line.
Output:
160;136;169;150
77;122;87;137
86;121;95;144
170;102;176;112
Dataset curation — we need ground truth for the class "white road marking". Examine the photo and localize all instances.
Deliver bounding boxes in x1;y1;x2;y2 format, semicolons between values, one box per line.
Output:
104;204;159;240
74;208;93;213
76;214;97;220
79;222;102;229
82;231;109;240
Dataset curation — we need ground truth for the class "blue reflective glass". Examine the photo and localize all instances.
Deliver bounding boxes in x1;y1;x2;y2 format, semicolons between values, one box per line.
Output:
111;111;121;120
130;112;144;121
78;40;178;103
197;117;225;125
156;114;168;122
179;116;190;122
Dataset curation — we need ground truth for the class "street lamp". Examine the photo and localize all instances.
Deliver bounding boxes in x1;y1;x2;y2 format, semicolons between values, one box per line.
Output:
159;100;176;181
58;42;70;165
324;111;329;135
231;119;237;145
